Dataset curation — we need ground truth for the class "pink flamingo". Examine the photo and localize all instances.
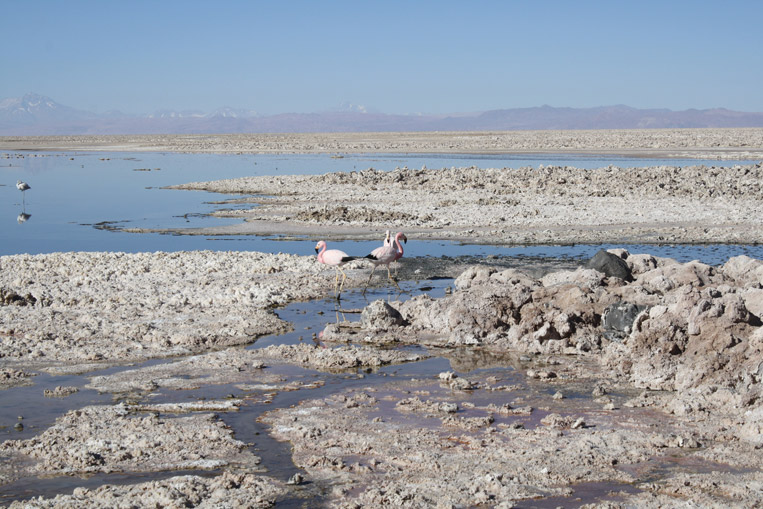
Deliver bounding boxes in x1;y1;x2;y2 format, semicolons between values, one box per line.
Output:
391;231;406;275
315;240;355;299
382;230;395;272
379;230;403;275
363;232;407;293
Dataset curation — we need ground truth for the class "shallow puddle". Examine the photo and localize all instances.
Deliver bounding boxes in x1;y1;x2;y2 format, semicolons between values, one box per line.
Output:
0;469;221;506
0;368;121;441
514;481;642;509
618;452;756;483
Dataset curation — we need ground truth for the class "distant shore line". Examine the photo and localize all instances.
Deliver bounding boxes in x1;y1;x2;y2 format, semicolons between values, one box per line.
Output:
1;128;763;159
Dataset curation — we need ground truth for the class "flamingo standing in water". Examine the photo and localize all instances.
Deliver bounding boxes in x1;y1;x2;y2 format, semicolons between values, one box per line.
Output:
363;232;407;293
315;240;355;300
16;180;30;206
380;230;404;275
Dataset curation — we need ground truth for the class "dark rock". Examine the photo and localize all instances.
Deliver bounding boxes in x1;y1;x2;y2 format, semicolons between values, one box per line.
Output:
586;250;633;281
287;473;304;485
603;301;648;341
1;288;37;306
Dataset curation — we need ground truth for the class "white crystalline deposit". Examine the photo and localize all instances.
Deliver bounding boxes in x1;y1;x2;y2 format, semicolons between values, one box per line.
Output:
0;250;363;367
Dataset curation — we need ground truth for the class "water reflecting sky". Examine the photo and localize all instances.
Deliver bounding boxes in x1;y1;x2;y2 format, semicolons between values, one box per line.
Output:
1;151;761;264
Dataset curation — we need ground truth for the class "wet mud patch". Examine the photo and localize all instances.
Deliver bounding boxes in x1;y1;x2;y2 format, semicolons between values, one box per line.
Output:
618;452;757;484
259;359;752;507
84;342;428;397
257;263;763;506
515;481;642;509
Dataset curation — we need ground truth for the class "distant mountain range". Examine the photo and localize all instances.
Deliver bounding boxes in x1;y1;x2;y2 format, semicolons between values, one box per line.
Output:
2;93;763;135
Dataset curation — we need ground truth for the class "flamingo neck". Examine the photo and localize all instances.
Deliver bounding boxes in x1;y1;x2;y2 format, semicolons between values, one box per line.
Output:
394;235;404;256
317;243;326;263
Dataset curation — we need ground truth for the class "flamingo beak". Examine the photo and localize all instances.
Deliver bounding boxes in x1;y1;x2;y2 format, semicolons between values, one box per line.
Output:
315;247;320;253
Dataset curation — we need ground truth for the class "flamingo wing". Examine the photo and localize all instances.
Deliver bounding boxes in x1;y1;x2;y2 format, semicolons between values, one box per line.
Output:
366;245;395;264
323;249;353;266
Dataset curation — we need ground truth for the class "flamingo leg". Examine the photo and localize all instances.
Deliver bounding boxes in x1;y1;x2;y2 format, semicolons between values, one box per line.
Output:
362;266;377;294
337;266;348;294
387;265;402;290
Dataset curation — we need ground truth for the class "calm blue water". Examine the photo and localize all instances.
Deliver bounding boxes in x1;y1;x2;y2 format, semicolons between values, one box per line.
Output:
1;150;761;264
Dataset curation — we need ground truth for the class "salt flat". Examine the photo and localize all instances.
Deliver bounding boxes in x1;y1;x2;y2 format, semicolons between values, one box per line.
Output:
2;128;763;159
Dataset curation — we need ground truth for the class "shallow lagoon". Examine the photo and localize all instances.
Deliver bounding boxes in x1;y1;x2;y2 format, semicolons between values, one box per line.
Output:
2;151;762;263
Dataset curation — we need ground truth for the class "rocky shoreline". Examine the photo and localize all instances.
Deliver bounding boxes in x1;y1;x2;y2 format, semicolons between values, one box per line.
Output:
157;162;763;246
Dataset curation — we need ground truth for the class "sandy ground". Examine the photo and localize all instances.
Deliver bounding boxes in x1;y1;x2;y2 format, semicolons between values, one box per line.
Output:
1;130;763;507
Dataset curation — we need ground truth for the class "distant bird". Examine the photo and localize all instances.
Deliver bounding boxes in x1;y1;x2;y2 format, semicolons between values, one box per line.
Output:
17;212;31;224
315;240;356;300
363;232;407;293
16;180;30;207
16;180;31;209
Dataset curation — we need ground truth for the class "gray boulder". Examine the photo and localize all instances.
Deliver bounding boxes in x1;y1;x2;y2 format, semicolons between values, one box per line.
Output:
586;250;633;281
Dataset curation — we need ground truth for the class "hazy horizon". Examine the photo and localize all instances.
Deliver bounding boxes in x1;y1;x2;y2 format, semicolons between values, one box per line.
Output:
8;92;763;119
2;1;762;117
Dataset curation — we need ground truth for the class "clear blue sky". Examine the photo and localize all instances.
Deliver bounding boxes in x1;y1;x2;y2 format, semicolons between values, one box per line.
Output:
3;0;762;115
